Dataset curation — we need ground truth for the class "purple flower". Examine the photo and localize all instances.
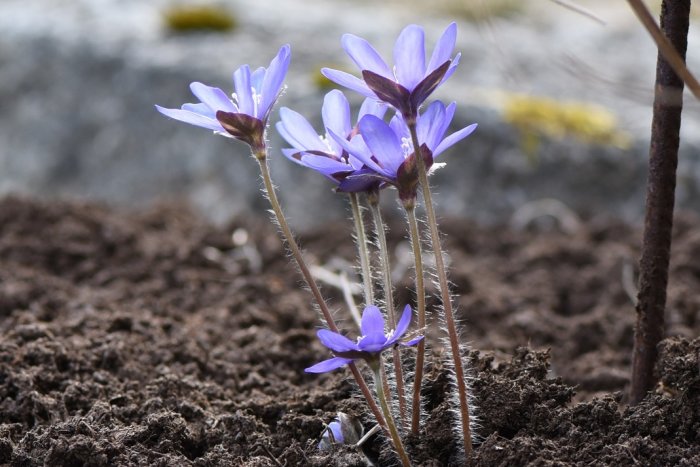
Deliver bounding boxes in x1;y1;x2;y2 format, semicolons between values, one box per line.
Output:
322;23;460;121
305;304;423;373
276;90;386;189
156;45;291;152
331;100;477;201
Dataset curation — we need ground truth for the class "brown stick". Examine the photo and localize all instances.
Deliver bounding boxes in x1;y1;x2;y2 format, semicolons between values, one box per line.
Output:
630;0;690;405
627;0;700;100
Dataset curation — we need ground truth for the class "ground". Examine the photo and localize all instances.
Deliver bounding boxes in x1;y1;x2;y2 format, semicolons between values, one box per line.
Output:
0;196;698;466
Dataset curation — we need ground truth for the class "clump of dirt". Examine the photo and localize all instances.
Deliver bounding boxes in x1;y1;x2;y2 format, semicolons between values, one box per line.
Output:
0;196;698;466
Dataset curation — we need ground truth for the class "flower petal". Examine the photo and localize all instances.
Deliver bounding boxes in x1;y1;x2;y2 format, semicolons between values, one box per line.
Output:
322;90;351;154
328;131;386;177
189;82;237;113
434;123;478;158
233;65;254;116
402;335;424;347
305;357;354;373
393;25;426;90
336;172;384;193
358;115;405;177
427;22;457;74
299;153;352;180
360;305;386;340
278;107;326;151
317;329;358;353
322;68;375;98
259;44;291;119
390;304;413;344
155;105;225;133
358;98;388;120
182;102;217;119
341;34;393;79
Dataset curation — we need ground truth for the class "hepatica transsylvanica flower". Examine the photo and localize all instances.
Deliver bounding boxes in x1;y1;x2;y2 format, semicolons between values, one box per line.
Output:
276;90;386;190
331;100;477;201
305;304;423;373
322;23;460;120
156;45;291;152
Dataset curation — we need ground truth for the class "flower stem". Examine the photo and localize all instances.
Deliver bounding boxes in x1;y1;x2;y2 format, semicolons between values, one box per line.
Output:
254;151;387;432
349;193;374;307
368;192;407;429
404;204;426;436
406;124;473;456
371;358;412;467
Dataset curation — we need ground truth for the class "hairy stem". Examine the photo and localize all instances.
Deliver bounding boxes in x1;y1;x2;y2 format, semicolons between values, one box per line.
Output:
254;152;387;431
405;204;426;435
369;194;407;428
371;358;412;467
406;124;473;456
349;193;374;307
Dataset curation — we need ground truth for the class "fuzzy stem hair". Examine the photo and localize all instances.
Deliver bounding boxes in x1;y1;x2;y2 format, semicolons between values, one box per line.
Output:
349;193;374;307
405;123;473;456
254;151;387;432
368;192;408;429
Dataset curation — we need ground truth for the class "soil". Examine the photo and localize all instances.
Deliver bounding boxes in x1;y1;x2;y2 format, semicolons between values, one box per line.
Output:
0;195;698;466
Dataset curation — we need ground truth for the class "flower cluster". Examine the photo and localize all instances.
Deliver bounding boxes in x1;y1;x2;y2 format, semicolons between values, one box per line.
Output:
157;23;477;466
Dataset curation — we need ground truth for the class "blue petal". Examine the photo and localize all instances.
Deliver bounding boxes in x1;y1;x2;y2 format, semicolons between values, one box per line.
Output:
358;115;405;177
182;102;217;119
358;98;388;120
357;333;389;353
419;101;447;150
250;66;266;91
427;22;457;74
341;34;393;79
189;82;236;113
434;123;478;158
259;44;291;119
322;90;351;155
155;105;225;133
389;304;413;345
321;68;375;99
305;357;354;373
328;421;344;443
233;65;254;116
299;154;350;180
360;305;385;337
402;335;424;347
278;107;326;151
328;131;388;177
393;25;426;90
317;329;358;353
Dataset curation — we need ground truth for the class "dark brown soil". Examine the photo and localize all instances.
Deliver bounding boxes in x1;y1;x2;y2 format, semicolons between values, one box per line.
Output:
0;196;698;466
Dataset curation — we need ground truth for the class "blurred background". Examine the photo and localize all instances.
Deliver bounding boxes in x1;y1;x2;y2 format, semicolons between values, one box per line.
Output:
0;0;699;229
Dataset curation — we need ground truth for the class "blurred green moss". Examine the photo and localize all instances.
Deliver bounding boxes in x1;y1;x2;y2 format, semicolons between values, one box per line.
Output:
164;5;237;33
504;94;631;157
312;63;350;91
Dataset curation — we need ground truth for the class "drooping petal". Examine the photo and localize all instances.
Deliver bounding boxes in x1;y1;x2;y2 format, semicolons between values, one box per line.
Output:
155;105;225;133
305;357;354;373
189;82;237;113
393;24;426;90
358;115;405;176
427;22;457;74
259;44;291;119
281;147;303;164
321;68;375;99
360;305;386;338
233;65;254;116
317;329;358;353
433;123;478;158
342;34;393;79
278;107;326;151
